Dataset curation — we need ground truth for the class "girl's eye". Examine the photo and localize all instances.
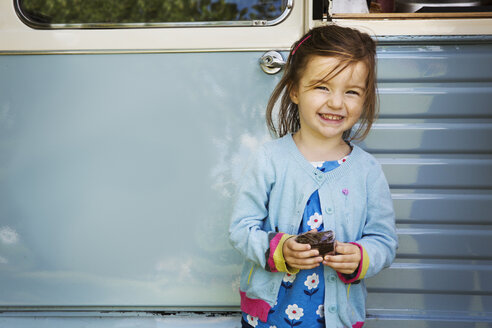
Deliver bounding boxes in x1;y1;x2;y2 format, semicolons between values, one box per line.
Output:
346;90;360;96
315;86;329;91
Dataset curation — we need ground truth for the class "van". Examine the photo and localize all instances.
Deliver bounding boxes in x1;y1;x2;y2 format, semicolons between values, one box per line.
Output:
0;0;491;326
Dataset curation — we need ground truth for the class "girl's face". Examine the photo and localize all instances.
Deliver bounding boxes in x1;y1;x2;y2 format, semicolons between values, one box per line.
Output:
290;55;368;144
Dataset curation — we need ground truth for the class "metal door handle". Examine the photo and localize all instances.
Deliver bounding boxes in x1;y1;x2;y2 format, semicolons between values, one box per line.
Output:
259;51;285;75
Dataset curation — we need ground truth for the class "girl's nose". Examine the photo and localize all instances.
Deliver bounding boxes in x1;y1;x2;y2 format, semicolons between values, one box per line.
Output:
327;92;343;110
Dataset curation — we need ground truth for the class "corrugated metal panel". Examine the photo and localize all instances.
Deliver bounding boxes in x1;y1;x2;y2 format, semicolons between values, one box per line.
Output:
359;42;492;326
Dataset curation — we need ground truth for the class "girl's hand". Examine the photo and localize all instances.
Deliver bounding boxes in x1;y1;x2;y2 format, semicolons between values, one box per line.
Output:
323;242;361;274
283;231;323;270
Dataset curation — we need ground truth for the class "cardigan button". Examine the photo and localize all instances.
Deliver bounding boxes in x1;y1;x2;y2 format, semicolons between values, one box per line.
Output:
326;207;334;215
328;305;337;313
328;275;336;282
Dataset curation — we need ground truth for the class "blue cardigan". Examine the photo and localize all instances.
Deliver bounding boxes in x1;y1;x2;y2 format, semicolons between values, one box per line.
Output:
229;134;398;328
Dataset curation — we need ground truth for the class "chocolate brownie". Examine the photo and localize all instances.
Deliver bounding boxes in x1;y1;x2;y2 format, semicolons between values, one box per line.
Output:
295;230;336;256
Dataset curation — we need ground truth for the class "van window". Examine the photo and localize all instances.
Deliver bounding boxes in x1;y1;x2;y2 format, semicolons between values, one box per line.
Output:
310;0;492;36
16;0;291;28
328;0;492;18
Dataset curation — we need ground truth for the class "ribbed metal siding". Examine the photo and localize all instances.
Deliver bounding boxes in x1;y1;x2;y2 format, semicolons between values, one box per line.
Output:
360;42;492;327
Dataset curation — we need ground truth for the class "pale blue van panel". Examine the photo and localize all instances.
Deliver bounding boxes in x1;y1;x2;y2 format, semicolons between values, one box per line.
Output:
0;52;275;306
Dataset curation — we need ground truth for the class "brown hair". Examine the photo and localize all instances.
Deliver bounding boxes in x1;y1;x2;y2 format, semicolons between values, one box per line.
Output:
266;24;378;141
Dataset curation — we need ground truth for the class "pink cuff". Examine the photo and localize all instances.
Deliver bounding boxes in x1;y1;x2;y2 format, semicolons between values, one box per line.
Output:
267;233;285;272
240;290;271;322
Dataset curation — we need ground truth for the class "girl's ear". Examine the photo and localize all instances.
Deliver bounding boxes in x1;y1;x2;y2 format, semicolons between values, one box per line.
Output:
289;86;299;104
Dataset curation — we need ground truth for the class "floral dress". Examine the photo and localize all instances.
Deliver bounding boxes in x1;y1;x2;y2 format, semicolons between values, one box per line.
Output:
242;158;347;328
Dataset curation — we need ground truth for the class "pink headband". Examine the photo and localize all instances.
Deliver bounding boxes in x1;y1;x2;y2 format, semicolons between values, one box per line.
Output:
292;34;312;55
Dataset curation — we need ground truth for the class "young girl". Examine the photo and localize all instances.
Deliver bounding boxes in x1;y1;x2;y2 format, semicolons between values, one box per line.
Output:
229;24;398;328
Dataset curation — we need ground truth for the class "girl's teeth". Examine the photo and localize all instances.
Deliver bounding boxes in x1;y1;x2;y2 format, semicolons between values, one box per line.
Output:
321;114;342;120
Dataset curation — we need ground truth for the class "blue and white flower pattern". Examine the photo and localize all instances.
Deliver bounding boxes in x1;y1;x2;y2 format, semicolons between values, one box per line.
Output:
242;159;346;328
304;273;319;290
316;304;325;324
307;213;323;230
285;304;304;320
246;314;259;327
284;304;304;327
283;273;296;283
282;272;296;289
303;273;320;298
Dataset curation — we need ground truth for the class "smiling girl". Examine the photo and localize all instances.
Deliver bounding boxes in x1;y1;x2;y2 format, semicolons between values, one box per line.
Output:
229;24;398;328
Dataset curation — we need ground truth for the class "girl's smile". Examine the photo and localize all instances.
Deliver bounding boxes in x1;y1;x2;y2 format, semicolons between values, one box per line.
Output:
319;113;343;121
290;56;368;148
